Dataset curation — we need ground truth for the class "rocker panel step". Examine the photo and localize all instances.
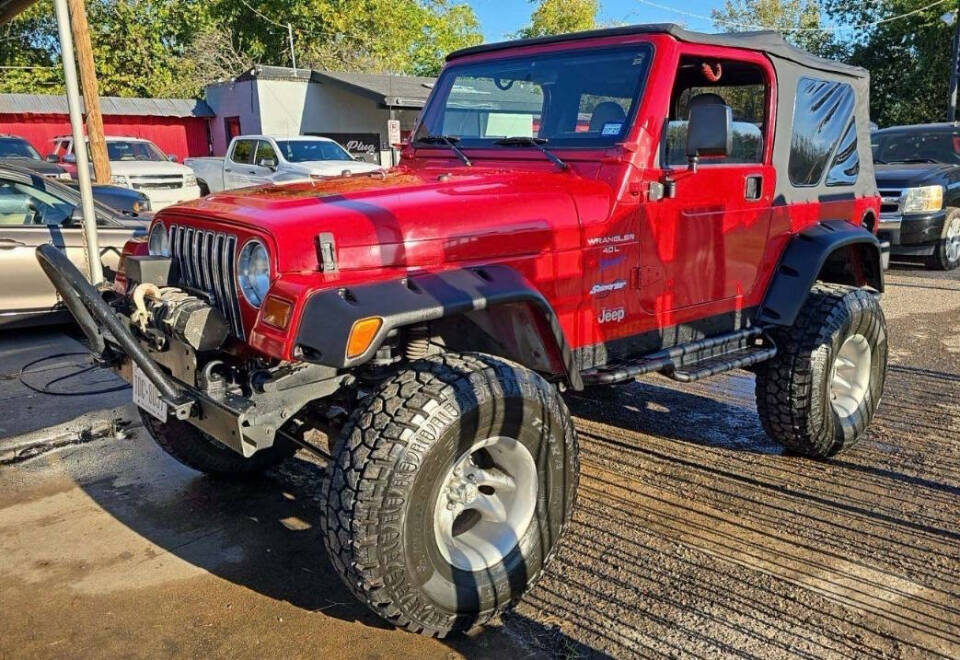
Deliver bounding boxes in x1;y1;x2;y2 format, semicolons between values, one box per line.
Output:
669;345;778;383
581;327;766;386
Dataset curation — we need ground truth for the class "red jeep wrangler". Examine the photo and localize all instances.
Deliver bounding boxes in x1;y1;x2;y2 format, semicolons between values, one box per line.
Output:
39;25;887;637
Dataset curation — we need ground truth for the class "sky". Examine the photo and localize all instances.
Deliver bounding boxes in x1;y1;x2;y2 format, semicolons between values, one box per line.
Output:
465;0;726;42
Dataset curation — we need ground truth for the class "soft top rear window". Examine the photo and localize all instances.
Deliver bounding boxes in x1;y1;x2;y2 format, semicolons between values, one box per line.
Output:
415;44;652;149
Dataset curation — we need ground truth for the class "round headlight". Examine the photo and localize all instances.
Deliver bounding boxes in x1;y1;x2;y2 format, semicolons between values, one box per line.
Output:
147;223;170;256
237;239;270;307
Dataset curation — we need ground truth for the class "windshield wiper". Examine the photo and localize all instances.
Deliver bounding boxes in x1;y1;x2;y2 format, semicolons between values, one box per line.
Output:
415;135;472;167
886;158;938;164
493;136;567;171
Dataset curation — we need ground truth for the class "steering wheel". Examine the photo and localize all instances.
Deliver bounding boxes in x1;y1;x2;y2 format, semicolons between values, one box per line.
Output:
494;78;515;91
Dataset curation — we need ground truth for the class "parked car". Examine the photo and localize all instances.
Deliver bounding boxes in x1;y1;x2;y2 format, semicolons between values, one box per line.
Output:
186;135;382;194
40;24;887;638
48;136;201;211
68;182;152;217
0;134;71;179
872;123;960;270
0;165;147;326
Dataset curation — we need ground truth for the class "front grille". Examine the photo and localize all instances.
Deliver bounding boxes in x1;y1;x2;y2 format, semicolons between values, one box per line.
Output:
132;174;184;191
168;224;244;339
879;188;902;215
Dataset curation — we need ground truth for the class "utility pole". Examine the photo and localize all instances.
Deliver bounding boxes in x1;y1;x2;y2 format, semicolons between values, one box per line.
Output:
949;0;960;122
53;0;102;284
287;23;297;76
67;0;110;184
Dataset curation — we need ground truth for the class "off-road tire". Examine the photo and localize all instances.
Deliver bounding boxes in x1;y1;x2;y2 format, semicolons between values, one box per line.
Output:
755;283;887;457
927;208;960;271
140;410;297;478
321;352;578;637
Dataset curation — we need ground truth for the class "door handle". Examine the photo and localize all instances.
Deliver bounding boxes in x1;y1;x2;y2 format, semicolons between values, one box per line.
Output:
744;175;763;201
248;170;257;175
224;168;232;173
0;238;26;249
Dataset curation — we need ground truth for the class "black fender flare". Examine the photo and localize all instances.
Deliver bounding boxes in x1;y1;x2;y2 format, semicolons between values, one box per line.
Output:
758;220;884;327
293;265;583;389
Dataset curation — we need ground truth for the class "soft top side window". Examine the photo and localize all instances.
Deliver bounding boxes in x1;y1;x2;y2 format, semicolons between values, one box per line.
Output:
788;78;856;186
664;56;769;167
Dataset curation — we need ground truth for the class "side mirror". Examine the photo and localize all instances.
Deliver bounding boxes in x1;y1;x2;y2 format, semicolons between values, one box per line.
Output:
258;158;277;170
63;153;77;165
167;154;179;162
685;104;732;172
45;154;60;163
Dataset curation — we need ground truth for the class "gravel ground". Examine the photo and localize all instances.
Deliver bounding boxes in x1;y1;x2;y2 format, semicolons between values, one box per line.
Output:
0;265;957;659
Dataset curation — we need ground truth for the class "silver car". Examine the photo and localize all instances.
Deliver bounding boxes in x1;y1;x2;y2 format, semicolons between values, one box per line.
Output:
0;165;147;327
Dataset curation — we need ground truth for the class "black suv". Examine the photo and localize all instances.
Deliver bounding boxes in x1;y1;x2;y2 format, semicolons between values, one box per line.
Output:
872;123;960;270
0;134;70;179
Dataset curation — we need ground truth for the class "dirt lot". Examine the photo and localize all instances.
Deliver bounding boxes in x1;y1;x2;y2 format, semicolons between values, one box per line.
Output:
1;264;958;659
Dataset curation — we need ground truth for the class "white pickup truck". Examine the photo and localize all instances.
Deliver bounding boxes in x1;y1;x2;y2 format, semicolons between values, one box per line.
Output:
49;136;201;211
185;135;382;194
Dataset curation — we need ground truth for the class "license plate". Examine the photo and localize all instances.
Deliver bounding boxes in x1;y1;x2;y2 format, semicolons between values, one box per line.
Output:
133;363;168;422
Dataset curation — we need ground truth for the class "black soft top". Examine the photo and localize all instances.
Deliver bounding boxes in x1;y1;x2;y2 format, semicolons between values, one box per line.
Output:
447;23;867;79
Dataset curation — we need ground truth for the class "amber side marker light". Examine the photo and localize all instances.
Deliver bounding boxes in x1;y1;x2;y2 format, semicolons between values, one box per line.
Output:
262;296;293;329
346;317;383;359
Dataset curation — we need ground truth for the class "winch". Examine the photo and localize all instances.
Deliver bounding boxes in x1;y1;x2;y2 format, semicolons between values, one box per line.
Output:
130;283;229;352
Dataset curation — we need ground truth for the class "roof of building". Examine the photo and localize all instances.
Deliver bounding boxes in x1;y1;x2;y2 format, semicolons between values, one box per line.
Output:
448;23;867;79
233;65;436;109
0;93;215;117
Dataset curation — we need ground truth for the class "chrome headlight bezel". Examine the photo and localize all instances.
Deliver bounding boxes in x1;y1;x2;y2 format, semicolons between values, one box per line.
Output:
237;239;270;308
147;223;170;257
110;174;129;187
901;185;944;215
184;172;197;187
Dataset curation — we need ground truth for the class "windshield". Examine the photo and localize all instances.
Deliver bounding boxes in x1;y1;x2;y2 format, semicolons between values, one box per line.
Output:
0;137;41;160
872;130;960;164
415;44;652;149
103;140;167;162
276;140;353;162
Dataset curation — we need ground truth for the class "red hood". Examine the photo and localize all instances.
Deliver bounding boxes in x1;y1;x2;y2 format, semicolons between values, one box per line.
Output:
159;167;593;274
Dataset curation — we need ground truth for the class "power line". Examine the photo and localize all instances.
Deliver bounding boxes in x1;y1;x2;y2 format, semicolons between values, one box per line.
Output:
633;0;953;33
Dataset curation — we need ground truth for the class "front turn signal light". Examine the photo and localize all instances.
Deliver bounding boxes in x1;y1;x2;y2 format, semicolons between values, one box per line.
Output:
262;296;293;329
346;316;382;359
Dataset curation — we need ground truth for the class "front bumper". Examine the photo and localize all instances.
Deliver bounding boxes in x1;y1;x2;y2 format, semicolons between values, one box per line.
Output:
138;184;202;210
878;209;947;255
34;244;339;458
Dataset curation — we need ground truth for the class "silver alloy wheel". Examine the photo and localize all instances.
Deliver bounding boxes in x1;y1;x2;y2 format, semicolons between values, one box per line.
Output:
945;216;960;264
433;436;538;572
829;334;872;417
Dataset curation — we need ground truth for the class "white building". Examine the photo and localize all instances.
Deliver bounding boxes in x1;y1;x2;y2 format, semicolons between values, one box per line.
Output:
204;65;433;167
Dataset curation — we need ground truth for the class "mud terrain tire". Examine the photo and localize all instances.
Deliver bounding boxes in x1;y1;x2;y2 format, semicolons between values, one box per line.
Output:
321;352;578;637
928;208;960;271
755;284;887;457
141;410;296;478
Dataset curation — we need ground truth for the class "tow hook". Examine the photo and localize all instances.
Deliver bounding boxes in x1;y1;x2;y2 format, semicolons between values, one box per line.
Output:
131;282;161;332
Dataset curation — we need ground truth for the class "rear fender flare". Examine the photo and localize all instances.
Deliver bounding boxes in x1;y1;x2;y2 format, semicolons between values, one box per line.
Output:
758;220;884;327
293;265;582;389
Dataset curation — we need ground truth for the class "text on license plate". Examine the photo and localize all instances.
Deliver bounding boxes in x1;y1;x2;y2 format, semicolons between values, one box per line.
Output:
133;363;168;422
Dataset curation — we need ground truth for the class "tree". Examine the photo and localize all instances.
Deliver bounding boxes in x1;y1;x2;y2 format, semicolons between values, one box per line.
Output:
711;0;836;56
0;0;482;97
820;0;956;126
515;0;597;39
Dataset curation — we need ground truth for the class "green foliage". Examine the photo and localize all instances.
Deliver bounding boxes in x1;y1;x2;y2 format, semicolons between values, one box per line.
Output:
714;0;958;126
515;0;597;39
821;0;955;126
711;0;836;56
0;0;482;98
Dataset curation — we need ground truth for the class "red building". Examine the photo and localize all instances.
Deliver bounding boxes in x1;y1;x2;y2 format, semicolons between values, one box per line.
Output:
0;93;214;161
